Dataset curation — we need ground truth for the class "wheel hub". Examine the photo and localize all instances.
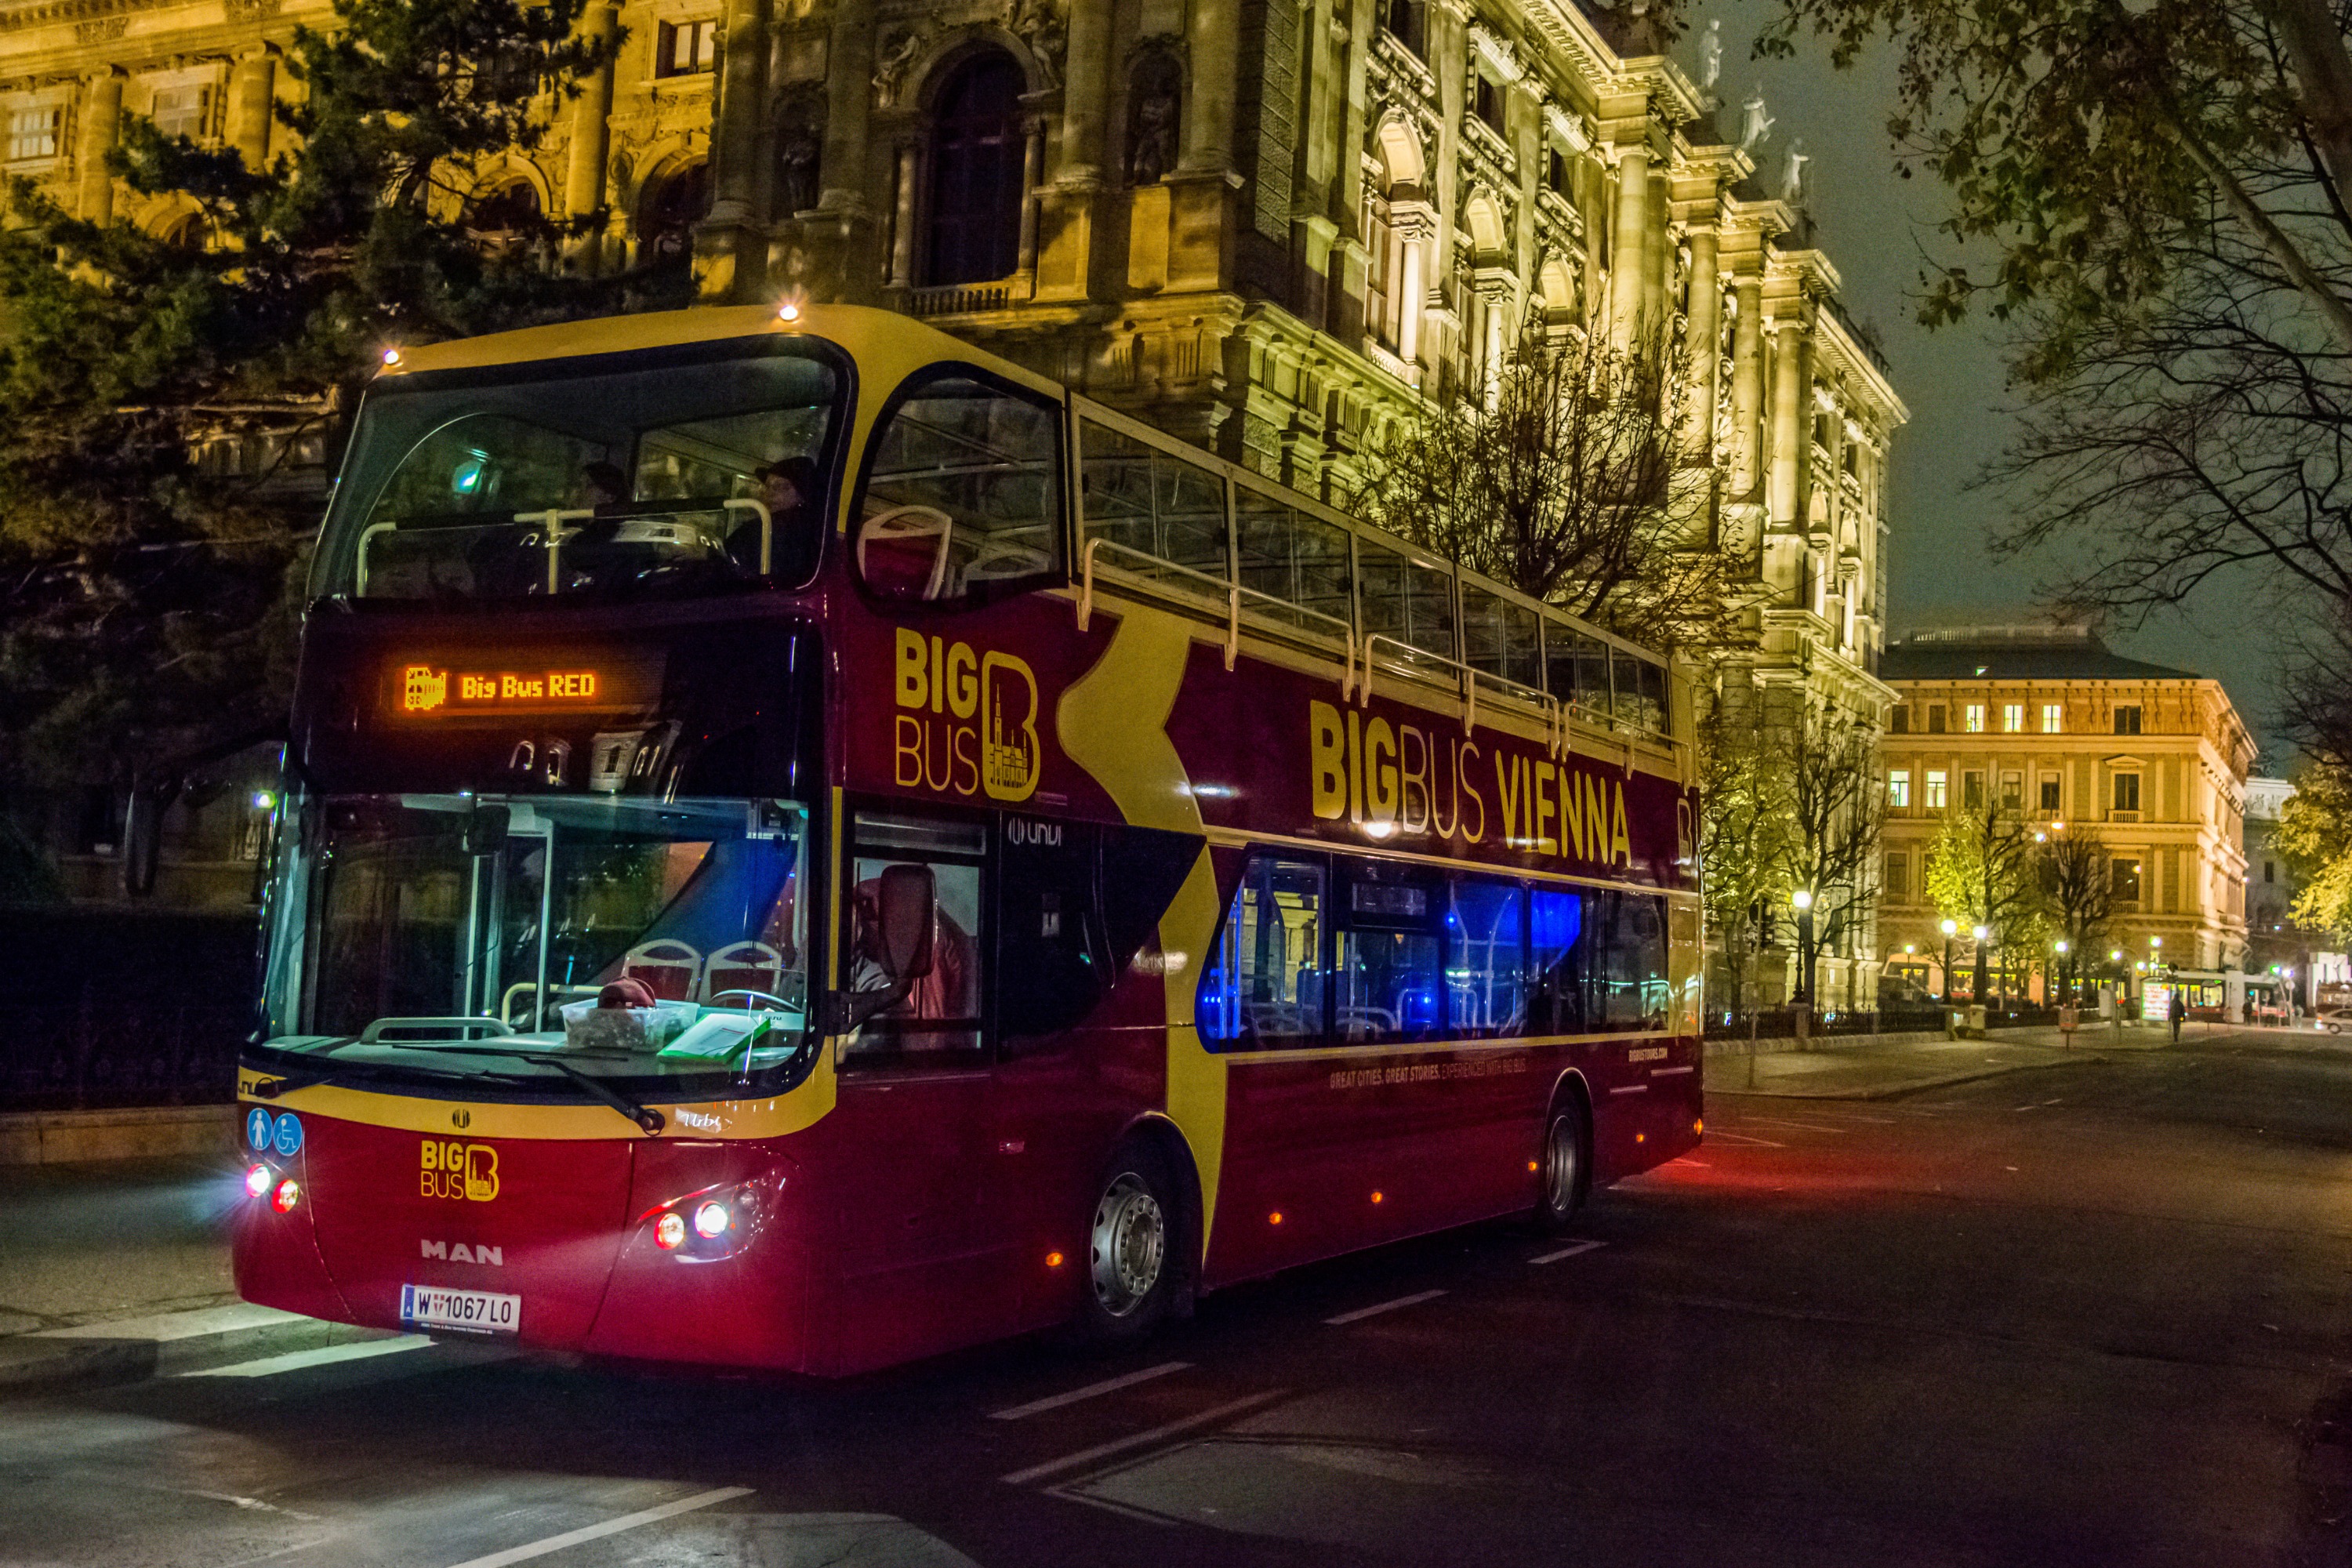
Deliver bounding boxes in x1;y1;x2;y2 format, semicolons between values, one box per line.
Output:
1089;1174;1165;1317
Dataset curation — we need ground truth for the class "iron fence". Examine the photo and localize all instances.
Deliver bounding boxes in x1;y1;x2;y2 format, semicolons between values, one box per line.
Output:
0;992;251;1112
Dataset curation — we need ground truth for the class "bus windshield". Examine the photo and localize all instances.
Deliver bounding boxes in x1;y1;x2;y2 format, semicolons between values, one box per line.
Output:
261;793;811;1083
314;339;846;601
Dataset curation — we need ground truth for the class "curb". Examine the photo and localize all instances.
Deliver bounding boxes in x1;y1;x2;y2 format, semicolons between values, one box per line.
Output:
0;1303;397;1396
0;1105;236;1167
1712;1051;2115;1102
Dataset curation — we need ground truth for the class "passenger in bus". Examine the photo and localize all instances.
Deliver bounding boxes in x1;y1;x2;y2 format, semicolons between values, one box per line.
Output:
734;456;820;571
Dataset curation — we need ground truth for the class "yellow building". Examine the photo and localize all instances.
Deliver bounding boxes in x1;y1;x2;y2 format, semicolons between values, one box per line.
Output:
1877;627;2255;987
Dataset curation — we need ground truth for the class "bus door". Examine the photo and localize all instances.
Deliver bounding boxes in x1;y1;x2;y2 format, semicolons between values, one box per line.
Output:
829;808;1012;1363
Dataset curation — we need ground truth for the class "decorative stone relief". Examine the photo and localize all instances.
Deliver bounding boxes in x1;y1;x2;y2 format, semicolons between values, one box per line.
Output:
73;16;125;42
872;25;924;107
1007;0;1065;85
223;0;279;21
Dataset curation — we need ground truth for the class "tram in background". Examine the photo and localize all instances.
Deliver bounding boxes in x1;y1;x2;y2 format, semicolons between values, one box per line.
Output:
232;303;1704;1376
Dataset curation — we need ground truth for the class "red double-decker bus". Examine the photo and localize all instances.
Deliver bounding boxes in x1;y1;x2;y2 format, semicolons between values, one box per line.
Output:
233;303;1703;1375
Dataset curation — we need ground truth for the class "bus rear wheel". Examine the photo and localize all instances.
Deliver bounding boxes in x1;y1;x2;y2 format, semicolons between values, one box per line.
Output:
1070;1141;1183;1345
1534;1100;1589;1234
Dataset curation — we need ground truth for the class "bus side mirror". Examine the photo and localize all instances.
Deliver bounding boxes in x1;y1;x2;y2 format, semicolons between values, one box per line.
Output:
876;863;936;982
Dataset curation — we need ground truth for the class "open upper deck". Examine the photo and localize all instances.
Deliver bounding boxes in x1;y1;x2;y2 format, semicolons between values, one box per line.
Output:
370;303;1684;765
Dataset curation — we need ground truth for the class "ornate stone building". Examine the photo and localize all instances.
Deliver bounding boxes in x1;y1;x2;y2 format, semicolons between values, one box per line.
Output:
0;0;1904;985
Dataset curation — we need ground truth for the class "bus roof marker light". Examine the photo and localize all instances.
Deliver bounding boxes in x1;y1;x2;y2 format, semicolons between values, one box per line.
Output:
777;301;801;322
380;347;401;368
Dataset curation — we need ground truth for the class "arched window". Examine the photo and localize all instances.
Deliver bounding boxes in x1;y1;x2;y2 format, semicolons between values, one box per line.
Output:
924;53;1025;287
639;161;710;264
466;180;541;241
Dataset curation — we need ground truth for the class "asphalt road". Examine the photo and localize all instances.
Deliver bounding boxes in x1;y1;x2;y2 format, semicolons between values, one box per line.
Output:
4;1027;2350;1567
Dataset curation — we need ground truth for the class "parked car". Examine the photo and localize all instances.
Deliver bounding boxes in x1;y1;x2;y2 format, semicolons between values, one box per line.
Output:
2313;1007;2352;1035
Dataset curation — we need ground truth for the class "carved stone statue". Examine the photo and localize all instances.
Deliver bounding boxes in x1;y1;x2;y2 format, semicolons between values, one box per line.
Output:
775;117;821;216
1125;54;1182;186
1737;87;1773;152
1699;19;1722;92
1009;0;1067;85
873;27;924;107
1780;137;1809;205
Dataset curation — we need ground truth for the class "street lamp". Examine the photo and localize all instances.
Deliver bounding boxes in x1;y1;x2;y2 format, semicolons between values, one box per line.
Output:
1940;918;1958;1005
2053;938;2070;1005
1791;889;1816;1010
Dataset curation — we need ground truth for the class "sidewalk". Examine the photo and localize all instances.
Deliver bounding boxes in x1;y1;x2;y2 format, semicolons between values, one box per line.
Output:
0;1154;386;1394
1708;1022;2173;1100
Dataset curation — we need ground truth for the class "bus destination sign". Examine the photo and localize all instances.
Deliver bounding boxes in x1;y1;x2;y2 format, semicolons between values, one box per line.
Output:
387;655;662;719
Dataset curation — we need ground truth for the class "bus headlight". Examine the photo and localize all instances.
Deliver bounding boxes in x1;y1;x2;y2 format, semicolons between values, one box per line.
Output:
272;1178;302;1214
245;1163;274;1200
692;1201;731;1239
654;1212;687;1250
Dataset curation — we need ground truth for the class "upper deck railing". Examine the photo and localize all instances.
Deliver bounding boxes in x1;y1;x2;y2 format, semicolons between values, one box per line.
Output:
1064;396;1679;758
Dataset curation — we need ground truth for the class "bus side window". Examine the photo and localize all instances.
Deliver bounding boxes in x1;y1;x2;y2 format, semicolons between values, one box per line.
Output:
1591;891;1669;1033
855;370;1065;605
842;811;988;1062
998;821;1108;1048
1528;887;1587;1035
1198;854;1326;1048
1333;858;1445;1045
1447;875;1526;1039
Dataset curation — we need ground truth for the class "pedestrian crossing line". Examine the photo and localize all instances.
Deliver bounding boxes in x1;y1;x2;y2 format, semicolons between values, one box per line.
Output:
1324;1288;1447;1326
1530;1240;1606;1265
989;1361;1191;1421
441;1486;753;1568
1000;1390;1289;1486
183;1338;432;1378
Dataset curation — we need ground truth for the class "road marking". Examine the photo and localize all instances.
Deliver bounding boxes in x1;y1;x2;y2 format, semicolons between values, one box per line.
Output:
1000;1391;1288;1486
989;1361;1192;1421
1530;1240;1606;1265
441;1486;752;1568
185;1337;431;1378
1740;1116;1852;1133
1697;1131;1784;1148
1324;1288;1448;1326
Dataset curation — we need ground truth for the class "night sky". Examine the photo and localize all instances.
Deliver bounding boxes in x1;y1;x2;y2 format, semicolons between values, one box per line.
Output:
1690;5;2285;763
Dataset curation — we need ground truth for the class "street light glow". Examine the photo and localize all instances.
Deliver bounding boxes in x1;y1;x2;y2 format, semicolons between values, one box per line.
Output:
1941;919;1958;937
1973;925;1988;942
2054;940;2069;954
2150;935;2162;949
1791;888;1814;911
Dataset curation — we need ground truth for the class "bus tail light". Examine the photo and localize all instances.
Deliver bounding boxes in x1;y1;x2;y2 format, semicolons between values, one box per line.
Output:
245;1163;274;1200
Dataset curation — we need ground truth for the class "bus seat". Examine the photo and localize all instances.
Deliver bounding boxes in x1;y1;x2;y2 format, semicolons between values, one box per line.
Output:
706;940;785;1004
857;505;956;601
622;940;702;1004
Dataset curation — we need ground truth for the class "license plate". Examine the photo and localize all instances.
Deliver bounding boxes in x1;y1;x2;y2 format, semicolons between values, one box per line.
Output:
399;1283;520;1335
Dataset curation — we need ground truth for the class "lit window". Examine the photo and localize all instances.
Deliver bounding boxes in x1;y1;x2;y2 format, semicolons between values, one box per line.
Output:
1887;769;1910;809
1964;703;1986;734
7;106;59;162
2001;703;2024;733
655;18;718;78
151;84;209;141
1925;770;1947;809
2042;703;2063;733
2114;772;2141;813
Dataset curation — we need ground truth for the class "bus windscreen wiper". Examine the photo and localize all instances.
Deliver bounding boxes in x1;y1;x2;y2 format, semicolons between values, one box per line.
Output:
384;1042;668;1135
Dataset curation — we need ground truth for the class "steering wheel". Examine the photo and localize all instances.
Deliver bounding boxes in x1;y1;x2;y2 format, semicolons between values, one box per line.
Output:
855;505;957;601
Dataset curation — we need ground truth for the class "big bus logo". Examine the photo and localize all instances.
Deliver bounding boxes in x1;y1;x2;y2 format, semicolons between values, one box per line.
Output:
893;628;1041;803
419;1140;499;1202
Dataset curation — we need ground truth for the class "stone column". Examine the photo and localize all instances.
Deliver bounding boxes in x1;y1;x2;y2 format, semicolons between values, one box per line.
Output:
1606;143;1647;347
78;71;122;226
887;140;918;287
1016;115;1046;284
228;50;276;173
561;4;618;267
1729;273;1764;495
1768;312;1806;526
1640;165;1668;336
697;0;772;297
1683;223;1720;456
1058;0;1112;183
1183;0;1240;172
1397;214;1427;367
818;0;873;212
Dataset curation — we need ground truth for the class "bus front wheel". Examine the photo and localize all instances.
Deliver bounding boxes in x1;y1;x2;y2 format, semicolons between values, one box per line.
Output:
1070;1141;1184;1345
1534;1098;1590;1234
